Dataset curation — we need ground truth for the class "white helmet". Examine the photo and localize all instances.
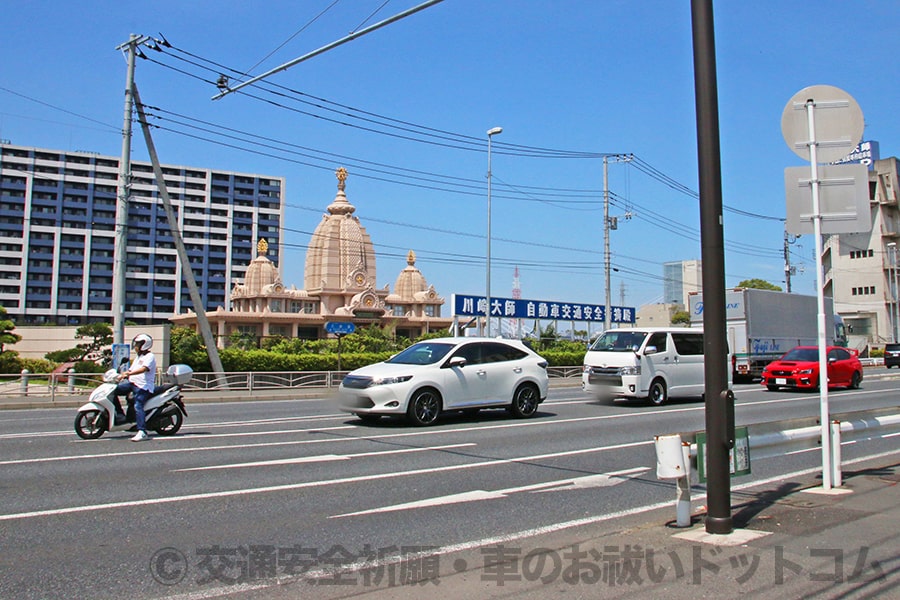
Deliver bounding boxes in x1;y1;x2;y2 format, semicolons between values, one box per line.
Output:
102;369;118;384
132;333;153;353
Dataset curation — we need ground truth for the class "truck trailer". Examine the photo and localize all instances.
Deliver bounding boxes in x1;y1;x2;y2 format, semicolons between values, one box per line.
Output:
688;288;836;381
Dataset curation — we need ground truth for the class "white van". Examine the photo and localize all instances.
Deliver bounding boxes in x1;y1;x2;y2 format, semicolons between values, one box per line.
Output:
582;327;711;405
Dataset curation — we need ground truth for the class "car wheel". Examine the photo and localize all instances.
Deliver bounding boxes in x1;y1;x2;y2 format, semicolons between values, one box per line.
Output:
407;388;441;426
849;371;862;390
648;378;667;406
508;383;539;418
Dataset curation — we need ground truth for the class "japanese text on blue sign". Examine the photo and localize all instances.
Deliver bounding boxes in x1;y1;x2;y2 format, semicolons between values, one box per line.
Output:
452;294;635;324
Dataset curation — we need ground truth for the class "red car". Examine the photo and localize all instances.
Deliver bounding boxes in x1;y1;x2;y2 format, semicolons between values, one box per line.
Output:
761;346;863;391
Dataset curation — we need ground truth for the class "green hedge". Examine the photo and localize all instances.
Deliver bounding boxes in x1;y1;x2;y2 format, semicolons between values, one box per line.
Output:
173;347;585;372
540;350;587;367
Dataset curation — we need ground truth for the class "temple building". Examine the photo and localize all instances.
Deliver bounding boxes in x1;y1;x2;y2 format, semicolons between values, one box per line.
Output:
170;168;453;345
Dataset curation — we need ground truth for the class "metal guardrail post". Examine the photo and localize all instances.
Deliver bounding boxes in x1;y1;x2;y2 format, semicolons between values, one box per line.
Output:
248;372;254;393
68;369;76;393
20;369;29;396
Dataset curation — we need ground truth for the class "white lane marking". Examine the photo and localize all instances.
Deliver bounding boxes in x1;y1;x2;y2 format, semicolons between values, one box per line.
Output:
158;447;900;600
3;389;894;465
0;413;350;440
172;443;477;472
331;467;651;518
0;440;652;522
2;385;884;441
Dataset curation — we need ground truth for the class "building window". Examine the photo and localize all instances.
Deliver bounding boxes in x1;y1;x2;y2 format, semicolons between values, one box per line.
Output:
851;286;876;296
303;301;319;314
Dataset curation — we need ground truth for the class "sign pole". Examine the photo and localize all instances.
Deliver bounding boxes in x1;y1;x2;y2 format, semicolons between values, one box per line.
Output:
806;100;833;491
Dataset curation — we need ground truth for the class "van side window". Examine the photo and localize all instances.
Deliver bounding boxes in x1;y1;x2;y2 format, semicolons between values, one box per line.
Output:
647;332;667;352
672;333;704;356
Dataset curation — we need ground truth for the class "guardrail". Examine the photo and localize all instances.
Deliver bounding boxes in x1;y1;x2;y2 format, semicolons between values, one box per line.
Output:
655;406;900;526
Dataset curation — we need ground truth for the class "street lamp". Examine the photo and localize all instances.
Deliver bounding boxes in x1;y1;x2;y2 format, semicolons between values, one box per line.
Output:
485;126;502;337
889;242;899;343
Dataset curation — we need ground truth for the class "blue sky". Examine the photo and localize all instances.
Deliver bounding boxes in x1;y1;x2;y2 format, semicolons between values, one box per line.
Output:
2;1;898;311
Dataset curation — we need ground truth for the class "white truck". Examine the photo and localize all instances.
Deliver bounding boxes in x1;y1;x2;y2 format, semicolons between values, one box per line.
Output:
688;288;836;382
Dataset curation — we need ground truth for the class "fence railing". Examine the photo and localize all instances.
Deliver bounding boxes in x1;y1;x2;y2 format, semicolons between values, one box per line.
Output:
654;406;900;526
1;366;584;399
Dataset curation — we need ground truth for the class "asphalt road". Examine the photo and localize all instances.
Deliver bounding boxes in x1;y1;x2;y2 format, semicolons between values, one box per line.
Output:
0;377;898;599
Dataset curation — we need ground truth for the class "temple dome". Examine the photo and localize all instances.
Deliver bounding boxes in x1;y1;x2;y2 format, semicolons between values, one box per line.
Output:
239;239;281;296
304;168;377;292
393;250;428;300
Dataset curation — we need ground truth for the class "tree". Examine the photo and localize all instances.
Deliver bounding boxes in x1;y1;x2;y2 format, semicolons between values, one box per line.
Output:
0;306;21;353
671;310;692;325
74;323;114;361
735;279;782;291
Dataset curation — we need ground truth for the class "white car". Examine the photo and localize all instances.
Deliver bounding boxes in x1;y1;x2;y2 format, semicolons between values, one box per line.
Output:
339;337;550;426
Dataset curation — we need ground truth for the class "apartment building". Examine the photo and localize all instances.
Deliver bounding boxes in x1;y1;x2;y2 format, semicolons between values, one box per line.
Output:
825;156;900;345
0;143;285;325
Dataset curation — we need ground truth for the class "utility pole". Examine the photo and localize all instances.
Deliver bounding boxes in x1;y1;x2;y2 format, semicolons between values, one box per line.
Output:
691;0;733;535
603;154;633;332
112;34;148;345
783;230;794;293
133;86;226;378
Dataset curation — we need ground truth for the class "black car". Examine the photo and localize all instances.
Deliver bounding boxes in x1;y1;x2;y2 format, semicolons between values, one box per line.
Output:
884;343;900;368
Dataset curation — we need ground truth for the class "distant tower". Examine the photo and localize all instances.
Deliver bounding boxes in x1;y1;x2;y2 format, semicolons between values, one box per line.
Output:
510;266;522;338
512;266;522;300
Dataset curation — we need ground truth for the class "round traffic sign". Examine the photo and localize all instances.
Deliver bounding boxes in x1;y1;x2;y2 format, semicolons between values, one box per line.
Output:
781;85;864;164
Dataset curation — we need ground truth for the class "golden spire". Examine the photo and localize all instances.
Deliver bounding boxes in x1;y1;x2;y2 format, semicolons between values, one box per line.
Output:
257;238;268;256
336;167;348;191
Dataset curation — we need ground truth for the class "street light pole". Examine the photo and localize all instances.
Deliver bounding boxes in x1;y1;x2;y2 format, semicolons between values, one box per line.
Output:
485;126;502;337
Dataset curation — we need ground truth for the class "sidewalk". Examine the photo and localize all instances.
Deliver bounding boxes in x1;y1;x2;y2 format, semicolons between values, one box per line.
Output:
208;454;899;599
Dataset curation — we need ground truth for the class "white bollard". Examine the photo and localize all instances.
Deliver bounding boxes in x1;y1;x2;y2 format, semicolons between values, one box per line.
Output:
655;434;692;527
831;420;842;488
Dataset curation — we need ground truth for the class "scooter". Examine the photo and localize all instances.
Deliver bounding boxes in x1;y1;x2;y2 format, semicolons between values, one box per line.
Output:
74;364;192;440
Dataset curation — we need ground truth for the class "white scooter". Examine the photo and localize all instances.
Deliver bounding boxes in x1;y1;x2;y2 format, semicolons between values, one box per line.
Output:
74;364;193;440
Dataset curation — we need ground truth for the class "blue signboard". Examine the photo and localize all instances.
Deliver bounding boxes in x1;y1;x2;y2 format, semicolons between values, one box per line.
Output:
111;343;131;371
325;322;356;335
832;140;880;170
452;294;635;324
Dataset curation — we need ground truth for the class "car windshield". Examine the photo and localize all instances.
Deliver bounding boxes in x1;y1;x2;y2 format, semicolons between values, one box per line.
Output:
781;348;819;362
385;342;455;365
589;331;648;352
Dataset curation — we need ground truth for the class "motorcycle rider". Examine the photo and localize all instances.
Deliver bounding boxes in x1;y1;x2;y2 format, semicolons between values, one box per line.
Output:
117;333;157;442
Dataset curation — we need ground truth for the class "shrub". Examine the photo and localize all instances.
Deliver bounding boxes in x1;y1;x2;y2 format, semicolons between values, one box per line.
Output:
20;357;53;374
0;351;24;374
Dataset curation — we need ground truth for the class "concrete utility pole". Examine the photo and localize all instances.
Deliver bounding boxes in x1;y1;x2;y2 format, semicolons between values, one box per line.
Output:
112;34;148;345
602;154;632;332
132;87;226;379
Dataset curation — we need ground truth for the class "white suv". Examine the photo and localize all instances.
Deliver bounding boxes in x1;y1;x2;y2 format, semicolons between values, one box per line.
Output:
339;337;550;426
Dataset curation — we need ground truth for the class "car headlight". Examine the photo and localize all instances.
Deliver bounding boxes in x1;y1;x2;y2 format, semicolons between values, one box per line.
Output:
797;368;814;374
369;375;413;387
617;365;641;376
